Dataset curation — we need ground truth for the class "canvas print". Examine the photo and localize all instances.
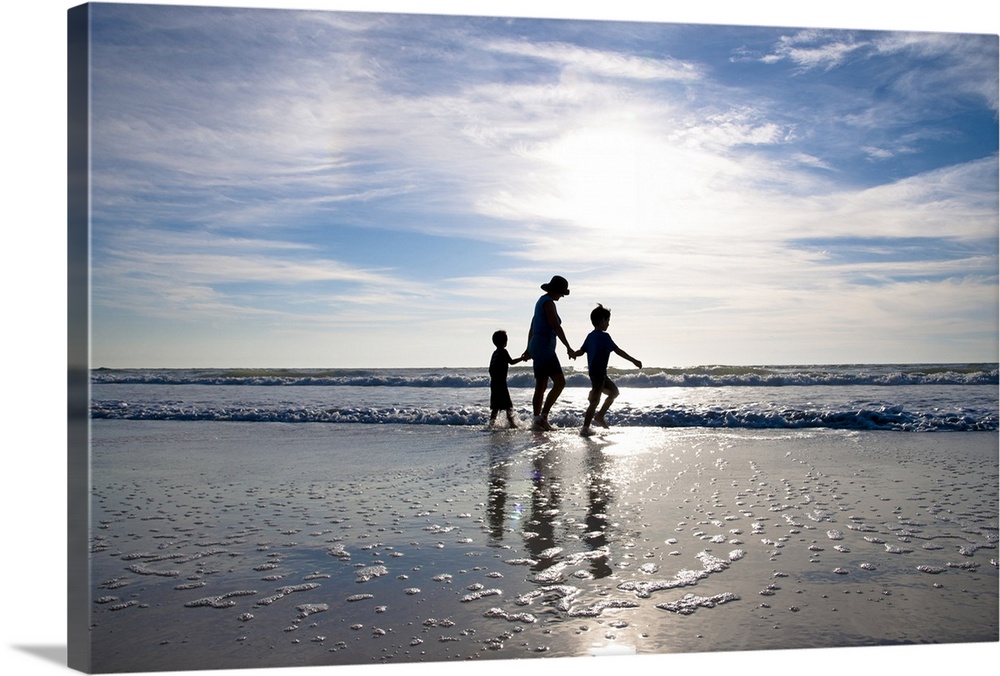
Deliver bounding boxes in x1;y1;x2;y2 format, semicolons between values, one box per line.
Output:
68;2;999;674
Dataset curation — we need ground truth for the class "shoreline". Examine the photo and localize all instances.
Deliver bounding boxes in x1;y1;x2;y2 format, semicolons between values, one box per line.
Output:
84;422;998;672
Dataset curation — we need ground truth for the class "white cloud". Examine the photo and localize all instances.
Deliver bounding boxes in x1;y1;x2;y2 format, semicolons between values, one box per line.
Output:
806;156;998;241
761;28;999;113
791;153;834;170
486;39;703;82
763;29;869;71
92;229;415;322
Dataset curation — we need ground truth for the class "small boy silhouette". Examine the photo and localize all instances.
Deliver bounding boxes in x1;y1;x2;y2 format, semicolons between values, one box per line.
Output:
489;329;528;427
570;304;642;437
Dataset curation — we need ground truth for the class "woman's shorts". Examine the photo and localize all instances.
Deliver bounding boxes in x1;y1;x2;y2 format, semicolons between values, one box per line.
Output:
532;352;562;380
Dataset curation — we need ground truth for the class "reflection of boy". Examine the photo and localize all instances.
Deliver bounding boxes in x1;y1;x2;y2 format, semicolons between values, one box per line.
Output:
489;330;526;427
571;304;642;437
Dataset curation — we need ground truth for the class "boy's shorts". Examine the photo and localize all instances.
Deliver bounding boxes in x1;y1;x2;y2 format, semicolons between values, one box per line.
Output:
590;372;617;394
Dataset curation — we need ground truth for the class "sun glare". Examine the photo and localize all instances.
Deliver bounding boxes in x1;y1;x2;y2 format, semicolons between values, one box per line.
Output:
536;125;709;233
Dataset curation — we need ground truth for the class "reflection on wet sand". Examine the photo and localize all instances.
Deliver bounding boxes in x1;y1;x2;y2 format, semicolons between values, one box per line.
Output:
525;443;562;573
487;432;619;581
88;422;999;672
583;444;614;579
486;437;513;543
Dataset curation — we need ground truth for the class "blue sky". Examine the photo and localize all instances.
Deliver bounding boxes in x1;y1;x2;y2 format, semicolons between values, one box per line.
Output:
83;1;998;368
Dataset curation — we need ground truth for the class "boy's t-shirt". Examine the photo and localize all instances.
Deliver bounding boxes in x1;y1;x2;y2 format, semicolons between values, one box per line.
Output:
581;329;617;381
489;348;512;382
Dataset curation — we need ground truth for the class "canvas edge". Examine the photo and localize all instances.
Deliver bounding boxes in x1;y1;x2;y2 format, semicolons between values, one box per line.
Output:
68;3;93;673
57;3;1000;675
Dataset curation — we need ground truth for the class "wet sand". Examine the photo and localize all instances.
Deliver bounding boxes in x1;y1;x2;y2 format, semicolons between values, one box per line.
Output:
86;421;998;673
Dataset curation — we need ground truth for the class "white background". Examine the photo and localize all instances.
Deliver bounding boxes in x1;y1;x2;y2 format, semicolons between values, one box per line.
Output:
3;1;997;675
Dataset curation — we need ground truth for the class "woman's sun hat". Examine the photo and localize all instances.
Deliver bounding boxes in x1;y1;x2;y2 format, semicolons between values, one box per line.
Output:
541;275;570;295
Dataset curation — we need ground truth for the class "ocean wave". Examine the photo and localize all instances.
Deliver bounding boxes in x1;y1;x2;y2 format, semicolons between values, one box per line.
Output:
90;400;998;432
90;364;999;388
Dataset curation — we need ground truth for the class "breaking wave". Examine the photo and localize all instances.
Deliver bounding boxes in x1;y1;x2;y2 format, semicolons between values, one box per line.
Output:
91;364;998;389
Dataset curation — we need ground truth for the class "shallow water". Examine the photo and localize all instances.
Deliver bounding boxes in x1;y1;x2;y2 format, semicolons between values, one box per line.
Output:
90;364;998;431
87;421;998;672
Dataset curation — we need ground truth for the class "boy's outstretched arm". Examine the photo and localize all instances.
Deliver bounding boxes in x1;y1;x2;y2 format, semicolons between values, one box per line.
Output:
613;346;642;369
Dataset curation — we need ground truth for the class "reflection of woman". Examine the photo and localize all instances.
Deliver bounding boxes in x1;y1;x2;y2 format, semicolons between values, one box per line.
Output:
523;275;574;431
524;451;561;569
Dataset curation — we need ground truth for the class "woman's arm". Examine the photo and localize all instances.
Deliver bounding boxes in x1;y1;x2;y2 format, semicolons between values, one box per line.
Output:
543;300;571;349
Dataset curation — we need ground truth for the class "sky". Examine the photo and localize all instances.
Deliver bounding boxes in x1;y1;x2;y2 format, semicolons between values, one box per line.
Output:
80;1;998;369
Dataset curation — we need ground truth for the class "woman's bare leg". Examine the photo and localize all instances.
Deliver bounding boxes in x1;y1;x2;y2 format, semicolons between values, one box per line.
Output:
540;371;565;423
532;378;547;418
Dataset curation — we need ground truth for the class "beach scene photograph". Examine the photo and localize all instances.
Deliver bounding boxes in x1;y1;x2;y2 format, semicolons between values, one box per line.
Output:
48;0;1000;675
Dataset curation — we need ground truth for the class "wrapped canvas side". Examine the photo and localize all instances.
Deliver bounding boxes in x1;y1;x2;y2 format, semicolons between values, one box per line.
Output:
67;4;92;673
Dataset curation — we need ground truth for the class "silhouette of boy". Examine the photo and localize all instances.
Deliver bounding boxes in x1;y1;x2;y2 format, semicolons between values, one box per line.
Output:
489;329;527;427
570;304;642;436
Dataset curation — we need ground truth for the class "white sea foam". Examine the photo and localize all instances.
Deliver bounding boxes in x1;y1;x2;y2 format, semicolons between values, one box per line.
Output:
91;364;998;388
90;364;998;431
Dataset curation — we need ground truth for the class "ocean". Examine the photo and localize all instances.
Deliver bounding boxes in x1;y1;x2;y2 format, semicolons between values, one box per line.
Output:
81;362;999;672
90;363;998;432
